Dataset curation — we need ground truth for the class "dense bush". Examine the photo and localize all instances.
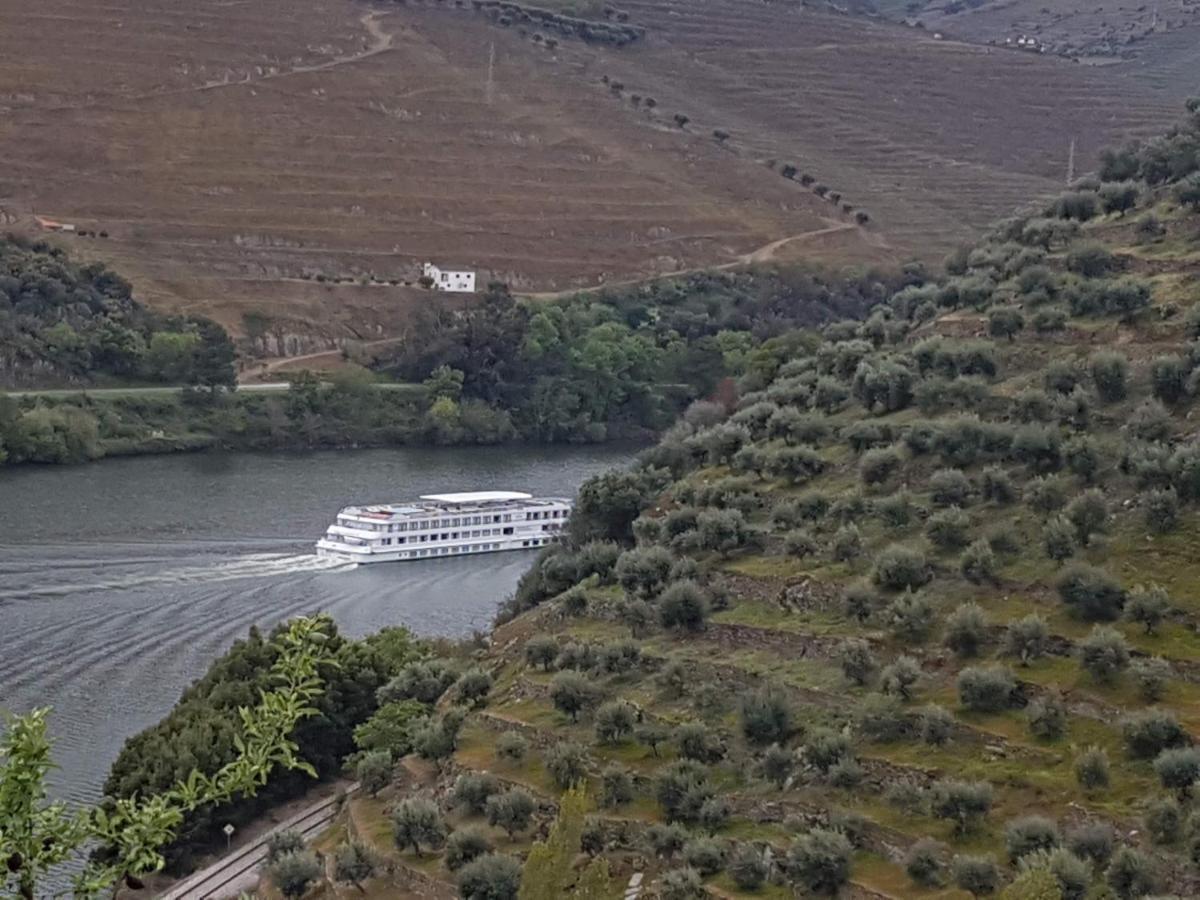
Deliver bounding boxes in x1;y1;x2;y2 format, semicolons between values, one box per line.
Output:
931;780;993;834
1057;563;1125;621
956;665;1018;712
1122;710;1188;759
1078;626;1130;683
1005;815;1061;862
872;545;931;591
785;828;853;895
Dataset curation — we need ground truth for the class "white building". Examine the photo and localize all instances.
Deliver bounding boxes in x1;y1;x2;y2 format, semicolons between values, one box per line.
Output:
423;262;476;293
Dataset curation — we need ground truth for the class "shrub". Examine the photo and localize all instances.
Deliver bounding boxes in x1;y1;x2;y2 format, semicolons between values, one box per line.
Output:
524;635;559;670
1144;797;1182;848
1043;515;1076;563
1004;614;1049;664
1142;487;1179;534
881;655;922;701
600;765;633;808
455;667;493;708
728;845;769;890
786;828;853;895
595;699;637;744
1151;353;1189;403
456;853;522;900
952;854;998;897
944;602;988;657
739;685;793;745
837;638;877;686
1105;846;1158;900
805;727;852;772
550;671;595;721
861;446;903;485
926;507;971;551
445;826;492;871
655;760;713;824
268;851;322;899
1056;563;1124;621
658;580;709;632
887;592;936;643
1066;821;1113;865
484;789;537;841
876;489;913;525
988;307;1025;340
451;773;500;815
658;867;704;900
333;840;379;890
872;545;931;591
1090;352;1129;402
1028;476;1068;514
356;750;392;796
645;823;688;859
266;830;305;864
1127;398;1173;442
830;523;863;562
960;540;997;585
906;838;946;888
1005;815;1061;862
1065;489;1107;546
783;528;819;557
616;545;674;598
981;466;1017;504
392;798;446;855
1074;746;1110;791
930;468;972;508
857;694;912;743
1026;694;1068;740
1078;625;1130;683
544;741;588;788
828;756;864;788
957;666;1018;713
1132;656;1171;702
843;581;878;622
931;780;993;834
1153;746;1200;798
682;837;726;876
1032;306;1068;333
919;704;955;746
1017;848;1090;900
761;743;796;787
1122;709;1187;759
676;722;725;764
1066;241;1115;277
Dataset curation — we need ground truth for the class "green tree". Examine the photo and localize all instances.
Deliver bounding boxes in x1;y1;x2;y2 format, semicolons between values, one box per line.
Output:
268;850;323;899
0;616;334;898
519;785;611;900
333;839;380;892
391;797;446;856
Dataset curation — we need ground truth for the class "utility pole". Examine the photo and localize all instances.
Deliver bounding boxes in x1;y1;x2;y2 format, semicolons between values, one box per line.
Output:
486;41;495;105
1066;137;1076;186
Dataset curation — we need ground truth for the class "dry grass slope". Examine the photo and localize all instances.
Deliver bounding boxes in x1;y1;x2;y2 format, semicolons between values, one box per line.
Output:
0;0;1192;345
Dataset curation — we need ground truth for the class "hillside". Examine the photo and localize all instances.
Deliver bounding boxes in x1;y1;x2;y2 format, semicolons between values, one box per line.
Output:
0;0;1192;349
256;109;1200;898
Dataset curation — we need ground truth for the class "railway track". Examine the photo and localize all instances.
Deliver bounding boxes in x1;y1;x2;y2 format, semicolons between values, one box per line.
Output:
157;785;356;900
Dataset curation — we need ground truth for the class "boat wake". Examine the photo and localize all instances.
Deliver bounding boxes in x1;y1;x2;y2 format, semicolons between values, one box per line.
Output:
0;553;356;601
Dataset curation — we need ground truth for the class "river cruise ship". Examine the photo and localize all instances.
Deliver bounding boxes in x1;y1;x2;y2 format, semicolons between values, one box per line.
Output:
315;491;572;564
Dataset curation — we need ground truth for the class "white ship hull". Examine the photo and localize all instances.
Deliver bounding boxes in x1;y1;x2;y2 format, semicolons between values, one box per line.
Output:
314;490;571;565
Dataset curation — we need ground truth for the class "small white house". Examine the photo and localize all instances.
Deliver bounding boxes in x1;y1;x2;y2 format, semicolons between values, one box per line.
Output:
423;262;476;293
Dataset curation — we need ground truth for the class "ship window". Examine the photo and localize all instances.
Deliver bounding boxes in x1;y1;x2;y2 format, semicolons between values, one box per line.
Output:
503;527;513;535
522;540;529;547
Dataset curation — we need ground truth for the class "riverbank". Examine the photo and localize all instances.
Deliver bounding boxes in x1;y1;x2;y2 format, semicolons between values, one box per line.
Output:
0;379;654;468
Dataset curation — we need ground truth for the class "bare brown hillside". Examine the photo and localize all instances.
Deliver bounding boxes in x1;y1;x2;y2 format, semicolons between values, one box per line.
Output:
0;0;1189;344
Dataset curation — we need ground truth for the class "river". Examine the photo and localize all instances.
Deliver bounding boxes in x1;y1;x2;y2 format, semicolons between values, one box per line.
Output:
0;445;631;810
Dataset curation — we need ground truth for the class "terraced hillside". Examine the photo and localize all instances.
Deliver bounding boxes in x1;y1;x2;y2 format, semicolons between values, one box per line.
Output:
290;113;1200;898
0;0;1191;346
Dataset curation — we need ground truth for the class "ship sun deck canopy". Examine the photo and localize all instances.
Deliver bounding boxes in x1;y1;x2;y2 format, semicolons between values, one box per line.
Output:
336;491;568;523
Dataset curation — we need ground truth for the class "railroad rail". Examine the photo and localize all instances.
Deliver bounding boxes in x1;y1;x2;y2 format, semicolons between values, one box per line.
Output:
156;784;356;900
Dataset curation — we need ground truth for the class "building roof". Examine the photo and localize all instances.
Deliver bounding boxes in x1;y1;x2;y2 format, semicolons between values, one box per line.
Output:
419;491;532;504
